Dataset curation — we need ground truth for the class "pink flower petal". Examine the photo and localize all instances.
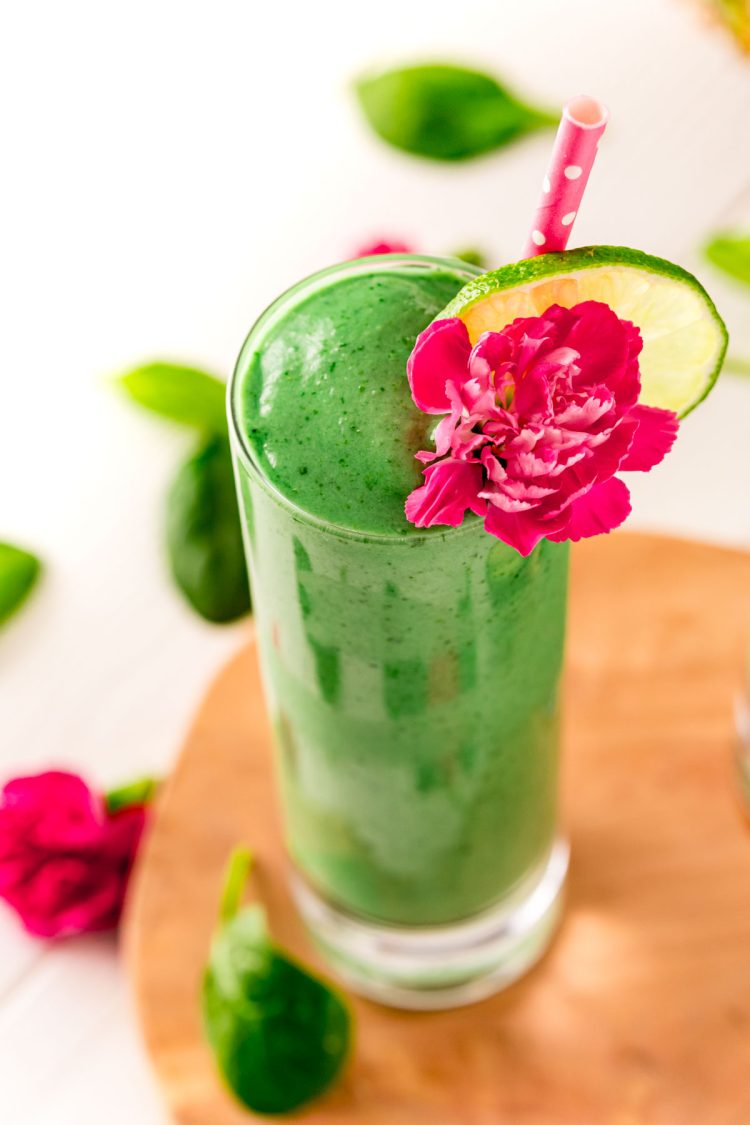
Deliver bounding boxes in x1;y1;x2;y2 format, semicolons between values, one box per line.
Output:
480;489;535;514
432;413;457;457
446;375;495;418
353;239;414;257
505;313;560;373
566;302;642;406
548;415;638;507
407;318;472;414
469;331;513;378
554;392;614;429
0;770;149;939
405;459;486;528
483;506;550;556
547;476;631;543
480;447;507;483
514;365;552;418
2;771;97;818
515;448;557;477
620;404;679;472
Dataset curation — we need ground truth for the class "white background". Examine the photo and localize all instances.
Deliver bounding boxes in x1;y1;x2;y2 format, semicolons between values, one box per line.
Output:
1;0;750;1120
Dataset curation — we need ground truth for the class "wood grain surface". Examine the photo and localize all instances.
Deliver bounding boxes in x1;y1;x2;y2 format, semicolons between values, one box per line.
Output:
124;533;750;1124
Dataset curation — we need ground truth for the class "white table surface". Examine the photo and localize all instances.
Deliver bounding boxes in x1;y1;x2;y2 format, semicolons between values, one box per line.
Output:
2;0;750;1120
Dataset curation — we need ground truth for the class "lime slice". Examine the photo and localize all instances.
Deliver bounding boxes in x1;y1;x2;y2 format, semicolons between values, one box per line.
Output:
441;246;727;417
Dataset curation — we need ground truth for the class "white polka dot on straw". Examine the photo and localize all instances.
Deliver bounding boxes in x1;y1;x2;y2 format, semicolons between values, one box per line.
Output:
564;165;583;180
561;211;576;226
531;230;546;246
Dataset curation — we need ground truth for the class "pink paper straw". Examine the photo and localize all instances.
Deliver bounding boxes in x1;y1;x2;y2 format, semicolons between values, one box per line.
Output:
522;95;608;259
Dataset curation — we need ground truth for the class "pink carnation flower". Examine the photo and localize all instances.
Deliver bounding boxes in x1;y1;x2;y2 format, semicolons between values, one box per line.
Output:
0;771;149;938
405;301;679;556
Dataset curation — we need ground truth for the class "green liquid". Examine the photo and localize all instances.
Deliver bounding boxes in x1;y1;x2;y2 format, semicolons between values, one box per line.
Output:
240;268;460;534
232;258;568;925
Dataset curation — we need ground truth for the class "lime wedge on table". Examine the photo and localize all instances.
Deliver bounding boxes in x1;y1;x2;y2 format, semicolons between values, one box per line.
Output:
442;246;727;418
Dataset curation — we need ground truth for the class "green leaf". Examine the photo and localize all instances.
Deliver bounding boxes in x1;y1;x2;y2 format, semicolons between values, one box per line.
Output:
219;847;253;925
202;856;351;1115
0;543;42;629
355;63;556;161
451;246;489;268
105;775;159;815
116;362;228;433
724;355;750;377
166;435;251;624
704;232;750;287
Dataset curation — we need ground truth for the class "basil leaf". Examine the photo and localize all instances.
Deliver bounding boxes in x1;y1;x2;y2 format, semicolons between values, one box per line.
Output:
704;231;750;287
117;362;227;433
105;776;159;815
355;63;556;161
202;851;351;1115
0;543;42;629
166;436;251;624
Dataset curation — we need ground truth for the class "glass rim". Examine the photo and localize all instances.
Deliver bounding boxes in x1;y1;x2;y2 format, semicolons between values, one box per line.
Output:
227;253;483;544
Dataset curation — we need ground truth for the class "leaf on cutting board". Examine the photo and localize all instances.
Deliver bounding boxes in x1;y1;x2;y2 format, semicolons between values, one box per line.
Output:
202;848;352;1115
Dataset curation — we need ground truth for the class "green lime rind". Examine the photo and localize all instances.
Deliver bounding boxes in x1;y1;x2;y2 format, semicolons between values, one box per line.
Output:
442;245;727;312
441;245;728;418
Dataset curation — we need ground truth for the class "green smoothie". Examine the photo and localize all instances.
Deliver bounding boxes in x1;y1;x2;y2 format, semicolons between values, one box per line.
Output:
230;256;568;926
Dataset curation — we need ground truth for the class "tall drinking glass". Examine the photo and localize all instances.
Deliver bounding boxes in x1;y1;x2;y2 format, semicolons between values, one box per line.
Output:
228;255;569;1009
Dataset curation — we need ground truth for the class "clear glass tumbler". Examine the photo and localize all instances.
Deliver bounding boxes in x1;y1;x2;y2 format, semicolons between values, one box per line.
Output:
228;256;570;1009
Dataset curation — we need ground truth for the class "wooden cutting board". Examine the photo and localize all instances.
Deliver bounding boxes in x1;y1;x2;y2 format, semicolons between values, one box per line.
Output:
124;533;750;1125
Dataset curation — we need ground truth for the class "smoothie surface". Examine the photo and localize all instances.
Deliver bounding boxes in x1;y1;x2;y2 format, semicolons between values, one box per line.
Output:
236;263;466;534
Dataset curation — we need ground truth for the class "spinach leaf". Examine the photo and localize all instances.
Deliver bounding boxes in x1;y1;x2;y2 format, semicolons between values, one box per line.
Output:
0;543;42;629
117;362;228;433
704;231;750;287
355;63;556;161
725;356;750;377
451;246;488;267
166;435;250;624
202;849;351;1115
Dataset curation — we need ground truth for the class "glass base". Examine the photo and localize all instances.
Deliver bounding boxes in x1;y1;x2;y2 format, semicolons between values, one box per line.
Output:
291;839;569;1011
